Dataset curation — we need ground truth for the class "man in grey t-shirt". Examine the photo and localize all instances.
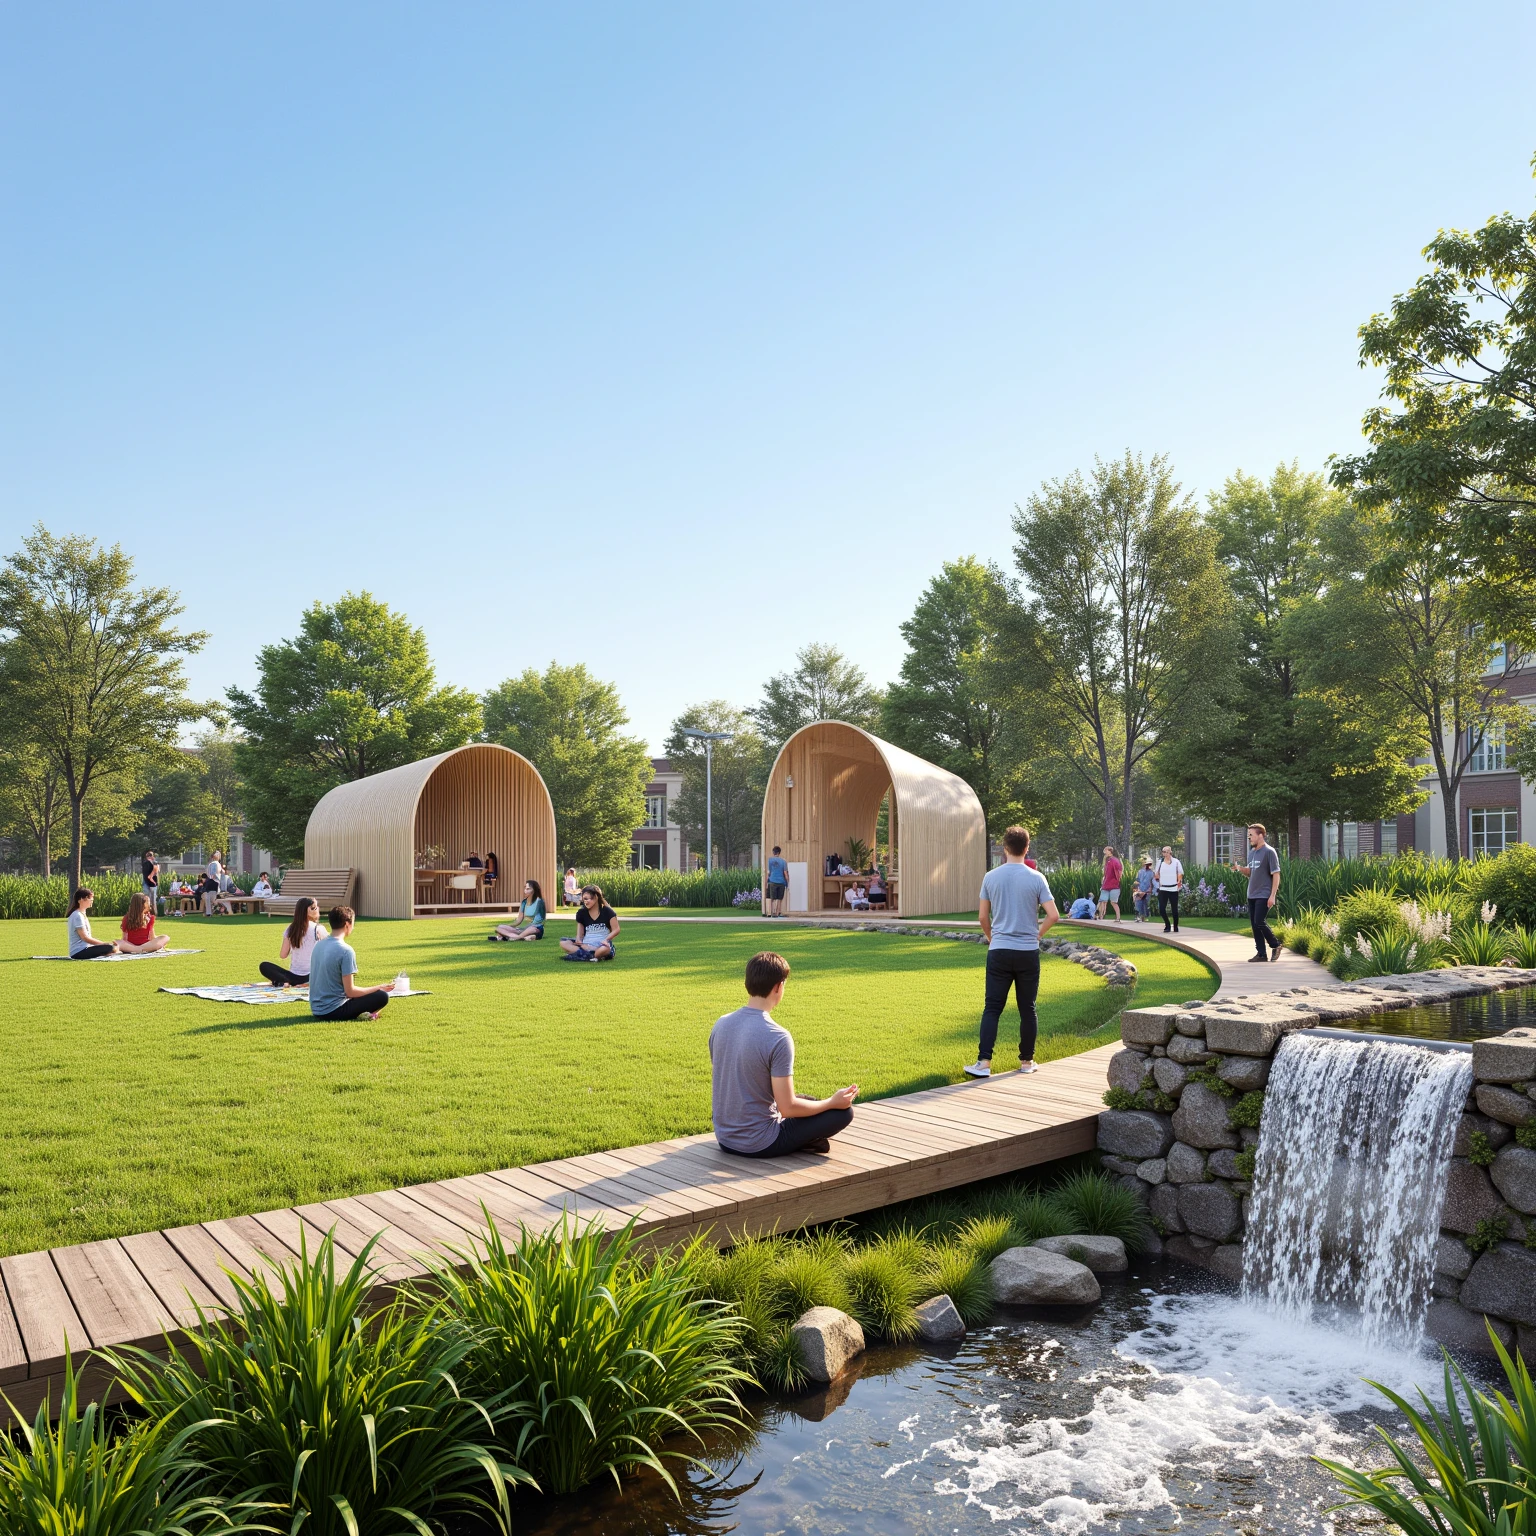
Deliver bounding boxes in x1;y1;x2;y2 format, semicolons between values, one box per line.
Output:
709;951;858;1157
1232;822;1282;963
964;825;1059;1080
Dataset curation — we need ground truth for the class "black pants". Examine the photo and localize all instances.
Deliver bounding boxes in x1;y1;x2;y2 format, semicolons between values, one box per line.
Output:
71;943;116;960
724;1107;853;1157
259;961;309;986
1249;898;1279;956
1158;890;1180;931
314;990;390;1021
978;947;1041;1063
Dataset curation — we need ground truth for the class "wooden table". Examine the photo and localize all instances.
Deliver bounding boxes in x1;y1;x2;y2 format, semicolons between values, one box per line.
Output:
821;873;898;911
416;869;483;904
221;894;267;915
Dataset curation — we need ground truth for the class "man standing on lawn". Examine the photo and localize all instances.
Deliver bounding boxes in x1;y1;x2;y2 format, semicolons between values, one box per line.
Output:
964;825;1059;1080
1235;823;1282;963
765;845;789;918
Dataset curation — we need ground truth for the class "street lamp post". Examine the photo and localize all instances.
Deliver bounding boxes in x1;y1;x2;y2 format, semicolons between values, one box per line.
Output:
679;728;734;873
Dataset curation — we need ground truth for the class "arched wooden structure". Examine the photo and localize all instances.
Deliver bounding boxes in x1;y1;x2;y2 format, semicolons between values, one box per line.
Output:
305;744;558;920
760;722;986;918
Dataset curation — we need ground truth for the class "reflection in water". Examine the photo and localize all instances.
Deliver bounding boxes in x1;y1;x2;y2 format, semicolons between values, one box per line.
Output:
513;1257;1463;1536
1353;981;1536;1042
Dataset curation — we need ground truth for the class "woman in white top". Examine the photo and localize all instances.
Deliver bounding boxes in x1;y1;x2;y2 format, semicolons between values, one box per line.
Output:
251;873;274;897
259;897;328;986
67;887;118;959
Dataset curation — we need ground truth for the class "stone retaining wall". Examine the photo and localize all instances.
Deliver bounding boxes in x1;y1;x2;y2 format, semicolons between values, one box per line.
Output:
1097;966;1536;1355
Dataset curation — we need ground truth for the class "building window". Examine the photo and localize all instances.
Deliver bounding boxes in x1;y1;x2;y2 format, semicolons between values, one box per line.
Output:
1321;822;1360;860
1469;806;1518;857
643;795;667;829
629;841;662;870
1470;720;1506;773
1379;818;1398;857
1210;823;1236;863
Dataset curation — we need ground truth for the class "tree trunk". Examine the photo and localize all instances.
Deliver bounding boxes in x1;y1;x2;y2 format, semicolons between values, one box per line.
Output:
1441;777;1462;861
68;792;84;894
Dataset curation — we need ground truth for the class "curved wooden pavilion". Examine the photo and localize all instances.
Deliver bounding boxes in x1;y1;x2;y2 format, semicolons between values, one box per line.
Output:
760;722;986;918
305;744;557;919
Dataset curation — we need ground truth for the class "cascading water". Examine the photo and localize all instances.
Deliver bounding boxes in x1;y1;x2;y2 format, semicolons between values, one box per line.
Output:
1242;1031;1472;1346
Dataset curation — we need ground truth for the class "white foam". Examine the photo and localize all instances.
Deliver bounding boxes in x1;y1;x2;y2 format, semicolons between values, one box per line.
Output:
914;1294;1444;1535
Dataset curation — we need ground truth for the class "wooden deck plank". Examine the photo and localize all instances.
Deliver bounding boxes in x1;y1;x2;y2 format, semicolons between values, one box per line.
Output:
160;1225;247;1310
51;1240;176;1353
0;1253;88;1377
119;1230;224;1331
302;1199;434;1279
0;1270;32;1385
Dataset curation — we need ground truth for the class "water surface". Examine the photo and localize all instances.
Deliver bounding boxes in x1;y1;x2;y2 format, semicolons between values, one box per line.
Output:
1348;981;1536;1042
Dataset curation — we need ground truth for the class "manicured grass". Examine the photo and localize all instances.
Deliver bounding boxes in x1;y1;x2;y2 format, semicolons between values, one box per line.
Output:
0;916;1214;1257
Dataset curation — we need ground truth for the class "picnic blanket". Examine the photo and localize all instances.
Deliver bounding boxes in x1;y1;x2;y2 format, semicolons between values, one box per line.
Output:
32;949;203;961
159;982;432;1005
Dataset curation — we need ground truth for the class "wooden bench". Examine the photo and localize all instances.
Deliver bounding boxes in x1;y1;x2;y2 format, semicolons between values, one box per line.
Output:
265;869;357;918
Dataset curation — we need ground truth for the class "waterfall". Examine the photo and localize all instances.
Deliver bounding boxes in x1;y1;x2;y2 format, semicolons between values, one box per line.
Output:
1241;1032;1471;1346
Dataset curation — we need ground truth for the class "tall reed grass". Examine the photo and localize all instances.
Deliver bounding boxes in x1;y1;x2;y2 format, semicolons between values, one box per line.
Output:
573;867;763;908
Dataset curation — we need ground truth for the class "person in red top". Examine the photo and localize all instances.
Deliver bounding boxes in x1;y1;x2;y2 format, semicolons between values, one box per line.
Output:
1097;845;1124;921
118;891;169;954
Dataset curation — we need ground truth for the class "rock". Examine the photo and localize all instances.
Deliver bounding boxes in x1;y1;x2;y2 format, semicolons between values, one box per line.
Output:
1167;1034;1215;1065
1100;1154;1141;1177
1520;1324;1536;1367
1454;1112;1513;1156
1120;1008;1176;1046
1473;1028;1536;1084
1116;1173;1151;1205
1172;1083;1240;1150
1204;1013;1305;1057
1173;1014;1206;1037
1164;1233;1217;1267
1107;1048;1151;1094
914;1294;966;1343
1135;1157;1167;1185
1152;1046;1167;1057
1208;1148;1244;1180
990;1246;1101;1306
790;1307;866;1382
1460;1244;1536;1326
1441;1160;1508;1235
1166;1142;1208;1185
1178;1182;1243;1242
1490;1146;1536;1215
1426;1298;1516;1356
1209;1244;1245;1283
1148;1182;1184;1232
1139;1229;1164;1258
1216;1055;1270;1092
1098;1110;1174;1160
1476;1085;1536;1127
1435;1234;1474;1280
1240;1127;1260;1148
1151;1058;1189;1095
1032;1234;1129;1273
1433;1271;1462;1300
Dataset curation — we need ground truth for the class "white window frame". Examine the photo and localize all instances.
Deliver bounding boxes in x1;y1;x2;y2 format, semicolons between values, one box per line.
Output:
1469;806;1518;857
1210;823;1237;864
643;795;667;829
1469;720;1506;773
629;841;663;870
1379;818;1398;857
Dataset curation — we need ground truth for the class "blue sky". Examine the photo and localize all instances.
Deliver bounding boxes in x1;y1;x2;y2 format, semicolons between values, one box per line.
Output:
3;3;1534;750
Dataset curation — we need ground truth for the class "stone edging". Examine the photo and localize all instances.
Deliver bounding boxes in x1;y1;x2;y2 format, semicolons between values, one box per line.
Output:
788;919;1137;988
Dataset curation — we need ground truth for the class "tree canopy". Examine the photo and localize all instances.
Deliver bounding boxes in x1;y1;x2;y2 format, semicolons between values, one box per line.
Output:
483;662;652;868
228;592;480;863
751;643;883;750
664;701;768;868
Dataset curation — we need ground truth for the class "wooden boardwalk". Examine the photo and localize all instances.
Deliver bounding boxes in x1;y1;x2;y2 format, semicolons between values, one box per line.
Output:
0;1043;1115;1426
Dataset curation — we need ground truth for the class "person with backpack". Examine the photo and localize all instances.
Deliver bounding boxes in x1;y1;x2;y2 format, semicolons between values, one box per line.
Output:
1154;845;1185;933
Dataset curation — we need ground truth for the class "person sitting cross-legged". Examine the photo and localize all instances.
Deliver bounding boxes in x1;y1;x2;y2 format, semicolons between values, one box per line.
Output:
560;885;620;961
491;879;547;941
118;892;169;954
308;905;394;1021
710;950;858;1158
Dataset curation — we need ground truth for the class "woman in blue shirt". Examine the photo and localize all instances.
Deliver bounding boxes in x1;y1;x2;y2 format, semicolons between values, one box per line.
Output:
491;879;546;941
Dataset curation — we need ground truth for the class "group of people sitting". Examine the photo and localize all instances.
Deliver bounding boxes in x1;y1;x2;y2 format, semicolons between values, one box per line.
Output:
487;879;620;961
67;888;171;958
257;897;397;1020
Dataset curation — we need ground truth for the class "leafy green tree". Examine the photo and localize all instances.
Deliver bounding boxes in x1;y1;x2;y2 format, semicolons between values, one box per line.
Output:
483;663;651;868
1000;452;1230;853
751;643;883;750
84;757;227;868
228;593;480;863
0;741;64;873
0;527;206;890
664;702;769;868
1154;465;1421;848
882;558;1029;834
1332;156;1536;639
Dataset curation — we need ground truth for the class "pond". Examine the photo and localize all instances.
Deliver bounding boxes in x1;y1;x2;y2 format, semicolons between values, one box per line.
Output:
1347;981;1536;1043
515;1255;1479;1536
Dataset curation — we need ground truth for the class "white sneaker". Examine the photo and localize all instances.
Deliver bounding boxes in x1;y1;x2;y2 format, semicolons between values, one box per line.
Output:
963;1060;992;1079
1017;1061;1039;1074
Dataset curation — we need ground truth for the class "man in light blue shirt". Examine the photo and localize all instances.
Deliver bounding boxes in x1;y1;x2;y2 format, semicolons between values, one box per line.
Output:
964;825;1058;1080
765;845;789;918
309;905;394;1021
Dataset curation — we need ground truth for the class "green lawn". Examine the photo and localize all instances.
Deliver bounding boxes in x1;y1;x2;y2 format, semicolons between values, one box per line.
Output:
0;915;1214;1257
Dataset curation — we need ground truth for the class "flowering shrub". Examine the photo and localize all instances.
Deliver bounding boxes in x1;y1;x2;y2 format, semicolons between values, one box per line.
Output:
1180;879;1246;918
731;888;762;908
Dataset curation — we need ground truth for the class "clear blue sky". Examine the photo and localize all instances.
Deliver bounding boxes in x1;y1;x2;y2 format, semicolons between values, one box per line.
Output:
3;4;1534;750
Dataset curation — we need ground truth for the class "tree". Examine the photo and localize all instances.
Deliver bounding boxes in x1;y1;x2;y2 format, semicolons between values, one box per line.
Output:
1332;156;1536;638
664;702;769;868
882;558;1029;834
751;643;883;750
1000;452;1230;854
83;756;227;869
1154;465;1421;848
1302;501;1509;860
192;727;245;851
0;741;64;873
228;593;480;862
0;527;206;891
482;663;652;868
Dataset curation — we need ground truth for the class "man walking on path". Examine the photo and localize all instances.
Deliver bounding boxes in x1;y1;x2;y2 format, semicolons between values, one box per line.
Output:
1154;845;1184;932
1235;823;1282;962
964;825;1059;1080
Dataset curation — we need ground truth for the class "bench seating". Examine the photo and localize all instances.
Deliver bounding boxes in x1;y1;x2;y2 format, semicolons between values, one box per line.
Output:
266;868;357;917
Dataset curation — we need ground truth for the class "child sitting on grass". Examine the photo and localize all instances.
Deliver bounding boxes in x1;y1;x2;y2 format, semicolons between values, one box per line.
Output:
709;951;858;1157
118;892;169;954
560;885;620;962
